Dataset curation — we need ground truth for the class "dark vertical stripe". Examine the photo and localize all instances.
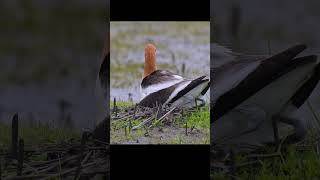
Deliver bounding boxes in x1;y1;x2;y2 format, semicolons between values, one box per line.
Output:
291;61;320;108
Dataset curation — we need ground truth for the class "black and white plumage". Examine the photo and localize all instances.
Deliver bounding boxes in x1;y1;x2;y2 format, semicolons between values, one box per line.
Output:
211;43;320;150
139;70;210;108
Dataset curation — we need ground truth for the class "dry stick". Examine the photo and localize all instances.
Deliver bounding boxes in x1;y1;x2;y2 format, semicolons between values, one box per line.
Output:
37;155;80;174
81;151;92;166
115;99;118;117
181;63;185;76
113;114;135;121
228;149;236;180
128;105;137;133
8;159;37;175
87;147;107;151
58;154;62;180
267;39;271;55
131;106;163;130
2;136;107;179
272;119;279;145
247;136;286;163
276;136;286;162
3;174;47;180
0;159;2;180
149;107;177;129
113;97;116;113
183;110;187;136
132;116;154;131
5;160;89;180
74;133;88;180
247;152;281;159
235;160;261;168
124;126;127;136
11;114;18;159
40;161;97;180
17;139;24;176
21;162;39;175
81;169;108;176
228;175;241;180
150;105;161;128
210;162;227;170
194;98;198;109
93;140;108;146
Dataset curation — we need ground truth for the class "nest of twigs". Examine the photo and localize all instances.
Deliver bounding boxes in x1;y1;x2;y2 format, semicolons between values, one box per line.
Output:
111;103;204;130
0;114;109;180
1;136;109;180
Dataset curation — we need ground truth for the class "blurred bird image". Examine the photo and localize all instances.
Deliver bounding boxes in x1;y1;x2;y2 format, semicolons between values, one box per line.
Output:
139;43;210;108
211;43;320;151
93;35;110;143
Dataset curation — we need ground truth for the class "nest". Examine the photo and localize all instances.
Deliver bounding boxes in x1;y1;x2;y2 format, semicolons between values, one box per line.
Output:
111;103;204;131
0;114;109;180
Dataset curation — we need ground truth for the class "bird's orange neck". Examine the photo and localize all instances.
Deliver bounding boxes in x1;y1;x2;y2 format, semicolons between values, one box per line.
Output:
144;44;157;78
102;34;110;57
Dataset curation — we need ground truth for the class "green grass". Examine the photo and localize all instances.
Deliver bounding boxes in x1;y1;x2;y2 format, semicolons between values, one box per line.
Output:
180;105;210;129
211;144;320;179
252;147;320;179
0;123;79;147
110;100;134;108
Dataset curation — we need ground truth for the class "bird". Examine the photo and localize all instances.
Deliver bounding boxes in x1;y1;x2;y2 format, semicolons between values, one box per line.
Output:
93;34;110;143
138;43;210;109
211;43;320;151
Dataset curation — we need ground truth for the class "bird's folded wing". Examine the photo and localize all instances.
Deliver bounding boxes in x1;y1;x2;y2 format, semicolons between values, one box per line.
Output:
212;44;307;121
139;75;209;107
140;70;185;98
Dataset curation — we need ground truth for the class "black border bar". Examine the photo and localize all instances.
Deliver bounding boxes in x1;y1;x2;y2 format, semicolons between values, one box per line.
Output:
111;0;210;21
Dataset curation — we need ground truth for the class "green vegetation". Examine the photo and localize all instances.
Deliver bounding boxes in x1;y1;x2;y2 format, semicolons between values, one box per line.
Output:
0;123;78;147
110;101;210;144
211;136;320;179
179;105;210;129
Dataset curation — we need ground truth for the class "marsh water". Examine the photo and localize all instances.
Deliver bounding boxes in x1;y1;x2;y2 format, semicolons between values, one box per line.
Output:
110;22;210;102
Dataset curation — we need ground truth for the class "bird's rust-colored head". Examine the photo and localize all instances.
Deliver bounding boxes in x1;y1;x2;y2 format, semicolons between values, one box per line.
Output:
144;43;157;78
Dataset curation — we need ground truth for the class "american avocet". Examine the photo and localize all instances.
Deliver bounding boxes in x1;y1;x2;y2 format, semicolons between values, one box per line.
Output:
93;35;110;142
138;43;210;108
211;44;320;149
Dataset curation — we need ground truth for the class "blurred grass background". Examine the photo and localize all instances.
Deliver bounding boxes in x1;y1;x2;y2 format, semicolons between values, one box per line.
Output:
0;0;108;130
0;0;106;85
212;0;320;54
